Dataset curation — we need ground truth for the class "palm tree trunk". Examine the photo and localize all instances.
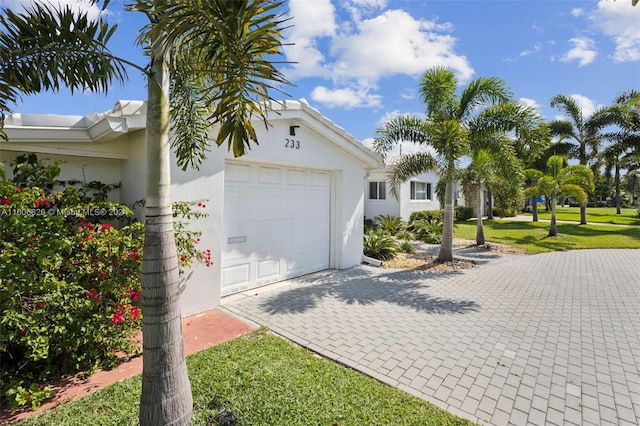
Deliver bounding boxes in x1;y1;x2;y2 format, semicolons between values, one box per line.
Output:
438;180;454;262
580;204;587;225
139;42;193;426
549;193;558;237
615;163;621;215
486;190;493;220
532;196;539;222
476;183;485;245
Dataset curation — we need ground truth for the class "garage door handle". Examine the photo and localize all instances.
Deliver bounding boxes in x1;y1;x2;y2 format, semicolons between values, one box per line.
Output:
228;236;247;244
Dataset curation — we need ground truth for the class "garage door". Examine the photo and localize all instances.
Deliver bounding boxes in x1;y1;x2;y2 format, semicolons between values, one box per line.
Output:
221;161;331;295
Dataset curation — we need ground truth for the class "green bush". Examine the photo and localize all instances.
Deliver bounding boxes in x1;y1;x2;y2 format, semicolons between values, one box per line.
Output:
0;155;209;410
492;207;520;218
399;240;415;253
454;206;474;221
409;219;443;244
408;209;444;224
394;229;414;241
375;215;405;236
363;233;399;261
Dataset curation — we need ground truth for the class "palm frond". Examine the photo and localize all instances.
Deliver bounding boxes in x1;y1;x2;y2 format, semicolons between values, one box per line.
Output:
550;94;583;128
386;152;439;198
372;115;430;154
458;76;512;120
418;66;458;120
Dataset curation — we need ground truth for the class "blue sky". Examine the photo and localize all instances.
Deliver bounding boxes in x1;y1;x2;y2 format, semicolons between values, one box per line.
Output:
3;0;640;153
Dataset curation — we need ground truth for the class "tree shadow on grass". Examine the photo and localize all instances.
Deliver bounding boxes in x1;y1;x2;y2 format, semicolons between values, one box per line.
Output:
258;267;479;316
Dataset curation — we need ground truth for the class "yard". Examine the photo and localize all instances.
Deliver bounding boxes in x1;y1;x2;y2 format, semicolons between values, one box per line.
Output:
11;329;474;426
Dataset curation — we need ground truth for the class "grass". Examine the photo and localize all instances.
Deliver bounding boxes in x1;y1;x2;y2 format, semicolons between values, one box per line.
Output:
15;329;474;426
454;220;640;254
520;206;640;226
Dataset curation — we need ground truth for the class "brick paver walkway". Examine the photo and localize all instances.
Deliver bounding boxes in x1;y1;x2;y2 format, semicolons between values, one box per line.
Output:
224;249;640;426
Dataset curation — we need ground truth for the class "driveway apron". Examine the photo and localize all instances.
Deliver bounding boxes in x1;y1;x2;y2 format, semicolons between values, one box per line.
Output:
223;249;640;426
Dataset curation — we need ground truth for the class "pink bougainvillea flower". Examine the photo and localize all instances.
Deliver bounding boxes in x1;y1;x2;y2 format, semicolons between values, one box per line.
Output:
85;235;93;241
101;223;113;231
97;270;106;278
127;289;141;301
130;306;141;321
111;309;126;325
0;197;10;205
16;188;23;193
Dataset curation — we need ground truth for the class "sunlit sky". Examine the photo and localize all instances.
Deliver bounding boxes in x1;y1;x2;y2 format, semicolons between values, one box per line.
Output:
3;0;639;152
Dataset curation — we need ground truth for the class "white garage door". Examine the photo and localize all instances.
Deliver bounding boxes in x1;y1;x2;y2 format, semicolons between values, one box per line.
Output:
221;161;331;295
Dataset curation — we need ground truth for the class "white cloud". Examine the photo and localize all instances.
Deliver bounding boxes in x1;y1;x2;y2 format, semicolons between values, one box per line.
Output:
560;37;598;66
519;97;541;112
590;0;640;62
520;43;543;58
330;9;472;82
283;2;473;109
1;0;106;20
568;94;601;118
571;8;584;17
310;85;382;108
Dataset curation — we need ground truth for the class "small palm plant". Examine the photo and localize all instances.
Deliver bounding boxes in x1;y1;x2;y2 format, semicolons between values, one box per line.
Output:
375;214;405;236
410;219;443;244
363;233;399;261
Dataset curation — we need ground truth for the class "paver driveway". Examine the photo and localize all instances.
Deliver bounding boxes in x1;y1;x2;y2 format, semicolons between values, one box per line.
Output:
223;249;640;426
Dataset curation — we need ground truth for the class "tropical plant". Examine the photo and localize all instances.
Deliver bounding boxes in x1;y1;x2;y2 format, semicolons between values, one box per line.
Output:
409;209;444;224
525;155;595;236
409;218;443;244
549;93;619;224
398;240;416;253
374;67;545;256
363;233;399;261
375;214;405;236
597;90;640;214
0;1;290;424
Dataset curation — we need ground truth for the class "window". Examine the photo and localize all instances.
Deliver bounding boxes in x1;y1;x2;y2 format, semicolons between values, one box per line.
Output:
369;181;386;200
410;181;431;200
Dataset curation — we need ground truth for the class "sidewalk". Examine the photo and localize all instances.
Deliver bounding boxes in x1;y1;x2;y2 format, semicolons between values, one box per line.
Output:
0;309;255;424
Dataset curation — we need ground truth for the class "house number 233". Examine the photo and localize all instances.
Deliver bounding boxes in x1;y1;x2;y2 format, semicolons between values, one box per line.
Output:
285;139;300;149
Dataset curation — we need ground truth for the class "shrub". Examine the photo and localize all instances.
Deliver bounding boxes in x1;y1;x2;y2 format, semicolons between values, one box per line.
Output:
375;215;405;236
363;233;399;261
0;155;209;409
454;206;474;221
409;209;444;224
394;229;414;241
492;207;520;218
399;240;415;253
410;219;443;244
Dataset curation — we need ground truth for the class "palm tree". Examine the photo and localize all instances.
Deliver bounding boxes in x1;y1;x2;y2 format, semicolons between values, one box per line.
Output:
1;1;290;424
525;156;595;236
598;90;640;214
549;94;615;224
374;67;544;258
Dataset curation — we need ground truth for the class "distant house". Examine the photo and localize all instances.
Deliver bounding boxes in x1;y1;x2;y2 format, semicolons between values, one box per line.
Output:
2;99;381;316
364;157;442;222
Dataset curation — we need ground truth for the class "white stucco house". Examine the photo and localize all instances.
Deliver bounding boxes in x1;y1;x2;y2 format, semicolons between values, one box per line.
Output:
1;99;381;316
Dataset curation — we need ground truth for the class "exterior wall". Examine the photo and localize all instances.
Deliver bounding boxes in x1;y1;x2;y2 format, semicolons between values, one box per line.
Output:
0;150;124;203
364;168;441;222
399;170;441;220
364;169;400;220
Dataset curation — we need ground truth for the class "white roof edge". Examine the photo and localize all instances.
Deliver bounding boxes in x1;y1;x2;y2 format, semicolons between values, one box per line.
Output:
4;100;146;143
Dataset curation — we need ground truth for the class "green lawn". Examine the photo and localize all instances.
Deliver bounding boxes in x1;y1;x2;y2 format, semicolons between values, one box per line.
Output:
520;206;640;226
15;329;474;426
454;220;640;254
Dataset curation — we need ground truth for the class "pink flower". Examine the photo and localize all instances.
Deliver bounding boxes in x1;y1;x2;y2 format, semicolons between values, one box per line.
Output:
101;223;113;231
127;289;141;301
85;235;93;241
16;188;23;193
130;306;141;321
0;197;10;205
111;309;126;325
97;270;106;278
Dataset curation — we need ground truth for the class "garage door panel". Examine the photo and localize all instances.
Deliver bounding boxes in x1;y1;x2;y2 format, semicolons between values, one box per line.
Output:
222;162;330;295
